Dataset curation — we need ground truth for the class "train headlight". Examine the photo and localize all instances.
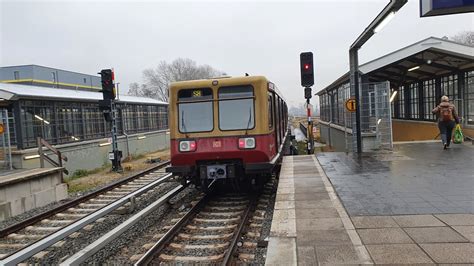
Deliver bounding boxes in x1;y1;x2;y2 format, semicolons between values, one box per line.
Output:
238;137;255;149
179;140;197;152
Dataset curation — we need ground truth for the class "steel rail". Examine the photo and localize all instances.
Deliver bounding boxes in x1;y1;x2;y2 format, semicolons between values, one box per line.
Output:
0;160;170;238
0;173;173;266
221;197;255;266
61;182;188;266
134;180;216;266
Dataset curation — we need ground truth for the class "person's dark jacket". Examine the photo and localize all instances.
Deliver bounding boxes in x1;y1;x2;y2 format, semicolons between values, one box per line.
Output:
432;102;460;124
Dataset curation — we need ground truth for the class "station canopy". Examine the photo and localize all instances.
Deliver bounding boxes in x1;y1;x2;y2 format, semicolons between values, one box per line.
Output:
0;82;168;105
317;37;474;95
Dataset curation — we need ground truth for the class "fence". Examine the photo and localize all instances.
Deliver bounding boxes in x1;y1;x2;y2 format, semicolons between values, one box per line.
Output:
346;81;393;151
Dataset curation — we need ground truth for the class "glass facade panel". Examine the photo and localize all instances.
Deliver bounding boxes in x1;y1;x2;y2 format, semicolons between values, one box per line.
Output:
409;83;419;119
17;100;168;149
423;79;436;121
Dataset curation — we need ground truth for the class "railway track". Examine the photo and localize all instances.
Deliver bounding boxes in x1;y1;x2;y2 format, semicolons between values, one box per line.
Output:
132;180;276;265
0;160;176;265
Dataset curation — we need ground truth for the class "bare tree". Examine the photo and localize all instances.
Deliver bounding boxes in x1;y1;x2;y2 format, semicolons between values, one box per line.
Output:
128;58;225;102
450;31;474;46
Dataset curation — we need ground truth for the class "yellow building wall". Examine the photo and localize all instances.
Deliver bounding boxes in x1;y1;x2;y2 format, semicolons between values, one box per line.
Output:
392;119;474;141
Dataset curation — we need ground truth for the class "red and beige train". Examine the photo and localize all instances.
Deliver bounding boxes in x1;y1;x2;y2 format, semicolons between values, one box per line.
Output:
166;76;288;190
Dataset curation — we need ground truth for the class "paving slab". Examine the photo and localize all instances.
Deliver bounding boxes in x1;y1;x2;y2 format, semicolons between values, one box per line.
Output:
435;214;474;226
351;216;399;228
392;214;445;227
314;244;365;264
316;143;474;215
295;208;339;219
420;243;474;263
404;226;469;243
265;237;297;265
296;245;317;266
295;200;333;209
366;244;434;264
296;229;353;246
452;225;474;242
357;228;413;244
296;218;345;231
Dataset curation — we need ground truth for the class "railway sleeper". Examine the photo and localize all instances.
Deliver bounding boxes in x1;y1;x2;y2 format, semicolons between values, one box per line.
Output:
7;233;44;240
204;205;246;212
186;224;237;231
168;242;229;250
177;232;233;240
193;217;240;223
159;253;225;262
198;211;243;217
25;226;62;232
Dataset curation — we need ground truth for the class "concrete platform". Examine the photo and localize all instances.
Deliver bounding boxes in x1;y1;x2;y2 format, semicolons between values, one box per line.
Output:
317;142;474;215
0;167;67;221
265;153;474;265
265;155;372;265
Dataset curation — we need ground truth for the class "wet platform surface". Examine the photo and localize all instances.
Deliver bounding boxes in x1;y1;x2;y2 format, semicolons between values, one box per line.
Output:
316;142;474;216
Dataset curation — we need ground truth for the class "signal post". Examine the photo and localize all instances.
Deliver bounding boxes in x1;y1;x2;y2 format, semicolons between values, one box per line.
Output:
300;52;314;154
98;69;123;172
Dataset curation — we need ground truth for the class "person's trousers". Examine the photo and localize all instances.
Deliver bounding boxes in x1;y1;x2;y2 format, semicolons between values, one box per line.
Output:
438;120;455;145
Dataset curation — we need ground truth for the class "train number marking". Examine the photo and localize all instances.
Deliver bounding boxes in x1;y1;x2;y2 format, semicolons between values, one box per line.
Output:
213;141;221;148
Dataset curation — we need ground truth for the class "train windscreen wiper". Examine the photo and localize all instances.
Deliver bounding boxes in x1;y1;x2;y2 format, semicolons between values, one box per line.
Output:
181;111;189;138
244;107;252;135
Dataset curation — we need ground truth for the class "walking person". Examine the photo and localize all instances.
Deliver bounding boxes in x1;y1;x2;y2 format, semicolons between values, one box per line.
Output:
432;95;460;149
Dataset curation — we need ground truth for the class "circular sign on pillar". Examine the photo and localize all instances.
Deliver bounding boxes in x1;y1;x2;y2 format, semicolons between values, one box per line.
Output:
345;98;356;112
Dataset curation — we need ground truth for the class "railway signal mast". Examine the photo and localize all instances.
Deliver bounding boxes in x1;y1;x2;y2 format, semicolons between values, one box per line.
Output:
99;69;123;172
300;52;314;154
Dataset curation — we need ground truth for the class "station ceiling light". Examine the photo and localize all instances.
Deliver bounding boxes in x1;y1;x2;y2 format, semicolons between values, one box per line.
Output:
408;65;421;72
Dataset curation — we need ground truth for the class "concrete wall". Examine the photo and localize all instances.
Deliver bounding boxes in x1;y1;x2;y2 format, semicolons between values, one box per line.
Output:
393;119;474;141
12;130;170;176
0;168;67;221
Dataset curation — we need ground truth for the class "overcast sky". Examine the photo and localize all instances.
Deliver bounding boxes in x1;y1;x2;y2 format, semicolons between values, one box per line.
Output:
1;0;472;107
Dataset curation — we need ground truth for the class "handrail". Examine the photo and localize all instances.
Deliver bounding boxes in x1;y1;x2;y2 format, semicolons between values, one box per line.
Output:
37;137;68;177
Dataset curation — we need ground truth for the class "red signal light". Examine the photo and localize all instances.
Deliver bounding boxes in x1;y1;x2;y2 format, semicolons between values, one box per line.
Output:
304;64;310;70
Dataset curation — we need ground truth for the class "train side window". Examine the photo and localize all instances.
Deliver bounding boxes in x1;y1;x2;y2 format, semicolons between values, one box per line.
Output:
268;93;273;129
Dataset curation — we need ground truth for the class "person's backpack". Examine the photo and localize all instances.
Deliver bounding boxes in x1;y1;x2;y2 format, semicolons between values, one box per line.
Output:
440;105;453;122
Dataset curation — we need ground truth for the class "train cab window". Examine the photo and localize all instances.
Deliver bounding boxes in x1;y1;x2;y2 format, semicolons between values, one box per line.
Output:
218;85;254;131
178;88;213;133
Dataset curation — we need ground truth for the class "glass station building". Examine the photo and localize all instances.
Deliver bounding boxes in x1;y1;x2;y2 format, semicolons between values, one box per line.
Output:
0;65;169;173
316;37;474;151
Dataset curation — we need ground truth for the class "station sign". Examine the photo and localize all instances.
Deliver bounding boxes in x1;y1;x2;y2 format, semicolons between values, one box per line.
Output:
0;124;4;134
345;98;356;112
420;0;474;17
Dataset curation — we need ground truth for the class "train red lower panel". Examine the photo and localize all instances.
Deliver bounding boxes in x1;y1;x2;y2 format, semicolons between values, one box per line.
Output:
167;134;278;178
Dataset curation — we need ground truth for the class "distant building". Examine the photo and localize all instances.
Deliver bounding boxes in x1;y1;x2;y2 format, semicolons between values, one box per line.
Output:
0;65;101;91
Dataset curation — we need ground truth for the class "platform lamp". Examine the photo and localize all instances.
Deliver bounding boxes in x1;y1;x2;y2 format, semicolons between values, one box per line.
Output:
349;0;407;154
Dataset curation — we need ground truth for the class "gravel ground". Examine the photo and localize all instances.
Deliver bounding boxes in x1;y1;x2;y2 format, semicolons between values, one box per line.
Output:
23;181;181;264
253;176;278;264
97;186;201;264
0;197;77;230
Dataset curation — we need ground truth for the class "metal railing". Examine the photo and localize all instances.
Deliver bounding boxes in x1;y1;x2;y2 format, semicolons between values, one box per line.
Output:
37;137;69;177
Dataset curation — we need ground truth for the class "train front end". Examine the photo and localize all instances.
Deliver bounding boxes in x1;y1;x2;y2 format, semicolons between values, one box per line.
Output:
166;76;286;190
